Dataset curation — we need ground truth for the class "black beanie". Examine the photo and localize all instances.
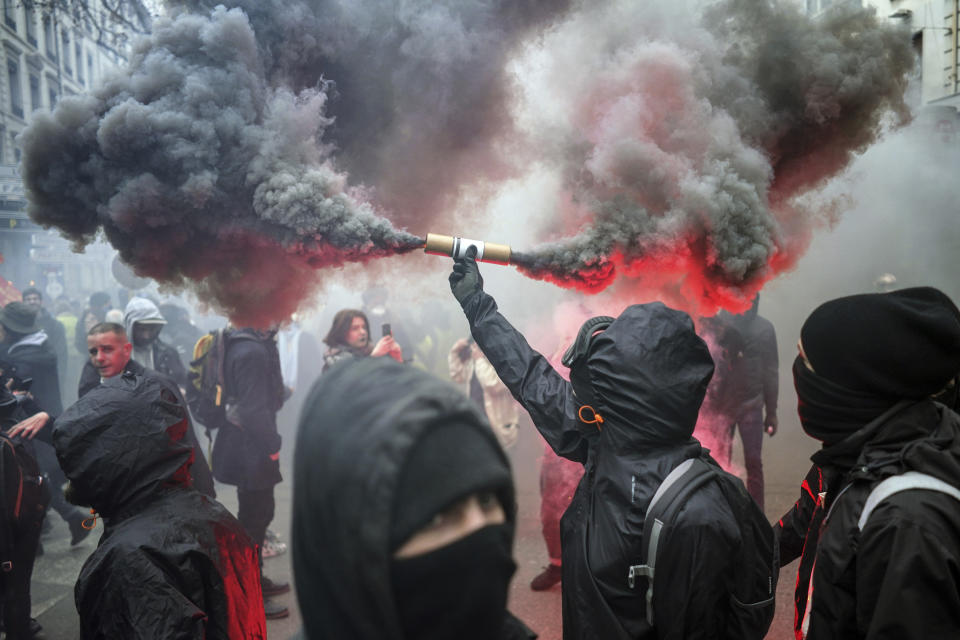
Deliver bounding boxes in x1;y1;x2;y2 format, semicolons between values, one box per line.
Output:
800;287;960;398
390;422;511;551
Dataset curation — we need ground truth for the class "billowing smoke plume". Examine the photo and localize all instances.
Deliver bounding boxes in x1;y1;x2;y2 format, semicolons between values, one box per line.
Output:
22;0;914;323
511;0;914;312
22;0;573;324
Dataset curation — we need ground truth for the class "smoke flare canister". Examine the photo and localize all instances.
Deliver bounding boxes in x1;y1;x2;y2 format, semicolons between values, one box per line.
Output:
424;233;512;265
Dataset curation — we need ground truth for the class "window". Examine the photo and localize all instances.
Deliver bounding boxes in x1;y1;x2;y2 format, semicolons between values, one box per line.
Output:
7;58;22;118
29;74;40;112
3;0;16;30
13;145;20;162
76;42;84;85
87;52;93;85
48;87;57;109
62;29;72;76
25;6;36;46
43;16;56;60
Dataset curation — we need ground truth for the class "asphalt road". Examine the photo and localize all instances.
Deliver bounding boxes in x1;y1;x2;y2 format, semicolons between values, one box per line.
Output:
26;422;805;640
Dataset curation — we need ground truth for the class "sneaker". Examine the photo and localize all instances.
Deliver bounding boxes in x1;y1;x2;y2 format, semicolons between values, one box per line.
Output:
265;529;282;542
264;598;290;620
261;574;291;597
262;538;287;558
530;564;562;591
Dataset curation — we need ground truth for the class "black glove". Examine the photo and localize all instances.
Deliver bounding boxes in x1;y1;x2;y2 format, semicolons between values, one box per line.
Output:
449;245;484;305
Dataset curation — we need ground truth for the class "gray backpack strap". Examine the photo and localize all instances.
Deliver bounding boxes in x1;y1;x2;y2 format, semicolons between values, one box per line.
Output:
858;471;960;531
627;458;716;627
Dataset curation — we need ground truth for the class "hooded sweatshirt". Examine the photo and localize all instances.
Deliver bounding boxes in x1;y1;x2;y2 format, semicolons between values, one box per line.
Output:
124;297;167;371
54;370;264;639
291;357;534;640
460;290;770;640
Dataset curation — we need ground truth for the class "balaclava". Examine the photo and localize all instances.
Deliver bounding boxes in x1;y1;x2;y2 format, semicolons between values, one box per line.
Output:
390;422;515;640
795;287;960;448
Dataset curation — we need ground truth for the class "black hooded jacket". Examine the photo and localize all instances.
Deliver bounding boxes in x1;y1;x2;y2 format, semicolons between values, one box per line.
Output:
291;358;534;640
5;333;63;416
778;400;960;639
53;370;265;640
461;290;759;640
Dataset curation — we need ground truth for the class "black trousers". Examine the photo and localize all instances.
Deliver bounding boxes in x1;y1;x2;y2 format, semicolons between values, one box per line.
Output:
1;483;48;639
237;486;275;568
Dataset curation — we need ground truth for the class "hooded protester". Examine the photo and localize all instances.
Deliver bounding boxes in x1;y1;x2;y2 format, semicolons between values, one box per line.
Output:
0;302;62;416
22;288;68;404
292;357;535;640
321;309;403;372
52;369;266;639
777;287;960;640
448;248;776;640
704;295;778;508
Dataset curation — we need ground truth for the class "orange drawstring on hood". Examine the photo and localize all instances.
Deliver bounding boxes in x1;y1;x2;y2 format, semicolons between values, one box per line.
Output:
578;405;604;430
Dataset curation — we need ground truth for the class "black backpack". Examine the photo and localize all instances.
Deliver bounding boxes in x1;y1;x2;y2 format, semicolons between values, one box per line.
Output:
0;430;44;573
187;329;229;428
627;457;778;638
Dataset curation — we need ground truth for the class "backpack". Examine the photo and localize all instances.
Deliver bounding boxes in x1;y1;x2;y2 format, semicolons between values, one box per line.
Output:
187;329;261;428
187;330;230;428
0;431;44;573
627;457;778;638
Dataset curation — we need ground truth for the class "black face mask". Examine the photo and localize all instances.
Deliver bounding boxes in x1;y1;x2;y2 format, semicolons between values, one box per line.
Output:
793;356;897;466
391;524;516;640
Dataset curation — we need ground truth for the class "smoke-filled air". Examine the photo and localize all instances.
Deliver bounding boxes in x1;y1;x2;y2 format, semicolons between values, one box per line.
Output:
20;0;914;324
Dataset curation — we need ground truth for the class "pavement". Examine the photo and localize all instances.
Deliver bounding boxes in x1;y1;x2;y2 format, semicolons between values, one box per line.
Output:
24;424;805;640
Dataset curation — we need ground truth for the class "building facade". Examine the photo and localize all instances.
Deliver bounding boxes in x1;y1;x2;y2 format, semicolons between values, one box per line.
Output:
0;0;149;298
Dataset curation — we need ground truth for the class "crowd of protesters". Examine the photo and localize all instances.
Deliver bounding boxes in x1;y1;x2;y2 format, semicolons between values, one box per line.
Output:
0;259;958;640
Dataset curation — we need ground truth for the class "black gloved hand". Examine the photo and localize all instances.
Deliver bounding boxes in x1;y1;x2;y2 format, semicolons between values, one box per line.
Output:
449;245;484;306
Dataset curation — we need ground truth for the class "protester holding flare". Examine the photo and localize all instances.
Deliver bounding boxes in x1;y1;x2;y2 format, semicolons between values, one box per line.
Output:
447;246;777;640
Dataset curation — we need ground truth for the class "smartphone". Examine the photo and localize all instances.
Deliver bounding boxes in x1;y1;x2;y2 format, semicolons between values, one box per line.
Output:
382;323;392;337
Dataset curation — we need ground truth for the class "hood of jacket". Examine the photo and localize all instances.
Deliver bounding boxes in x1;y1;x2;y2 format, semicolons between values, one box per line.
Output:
292;357;514;640
53;370;193;518
123;297;166;339
586;302;714;447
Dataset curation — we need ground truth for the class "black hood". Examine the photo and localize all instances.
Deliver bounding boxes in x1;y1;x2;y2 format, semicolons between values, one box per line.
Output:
53;370;194;518
292;358;515;640
587;302;714;446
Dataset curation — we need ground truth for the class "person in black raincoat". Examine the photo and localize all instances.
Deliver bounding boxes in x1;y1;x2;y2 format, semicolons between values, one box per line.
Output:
448;248;775;640
210;327;290;617
291;357;535;640
778;287;960;640
52;368;266;640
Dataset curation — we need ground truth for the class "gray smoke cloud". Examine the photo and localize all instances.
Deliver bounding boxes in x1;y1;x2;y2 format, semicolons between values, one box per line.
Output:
23;0;574;324
511;0;914;312
22;0;914;323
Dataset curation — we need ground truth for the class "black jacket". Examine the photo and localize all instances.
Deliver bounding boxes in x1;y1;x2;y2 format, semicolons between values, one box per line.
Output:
6;333;62;416
53;371;265;639
777;401;960;639
77;359;216;499
211;330;284;490
715;307;778;414
291;358;534;640
462;291;760;640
